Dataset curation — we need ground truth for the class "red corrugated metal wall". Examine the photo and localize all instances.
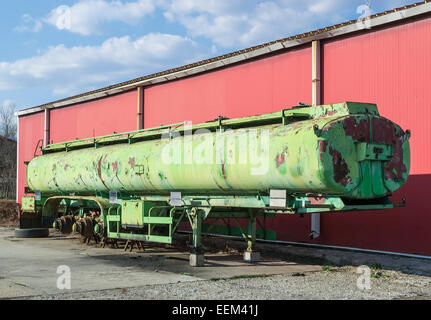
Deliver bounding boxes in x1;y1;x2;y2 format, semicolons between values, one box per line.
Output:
16;14;431;255
315;15;431;255
49;90;137;143
17;90;137;202
144;46;312;127
17;112;44;203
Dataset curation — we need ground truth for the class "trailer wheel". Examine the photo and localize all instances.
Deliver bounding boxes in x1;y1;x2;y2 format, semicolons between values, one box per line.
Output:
14;228;50;238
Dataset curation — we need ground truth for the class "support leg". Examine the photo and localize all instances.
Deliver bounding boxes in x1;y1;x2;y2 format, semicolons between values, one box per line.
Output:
190;209;204;267
244;210;260;263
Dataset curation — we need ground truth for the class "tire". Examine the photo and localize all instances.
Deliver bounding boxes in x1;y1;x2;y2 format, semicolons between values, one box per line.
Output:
14;228;50;238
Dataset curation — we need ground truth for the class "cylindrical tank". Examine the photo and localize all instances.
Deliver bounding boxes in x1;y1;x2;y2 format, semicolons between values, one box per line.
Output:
26;109;410;200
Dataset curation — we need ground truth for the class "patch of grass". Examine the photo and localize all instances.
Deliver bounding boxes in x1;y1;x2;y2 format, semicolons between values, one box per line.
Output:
322;265;334;271
371;271;389;279
180;272;192;276
370;263;382;271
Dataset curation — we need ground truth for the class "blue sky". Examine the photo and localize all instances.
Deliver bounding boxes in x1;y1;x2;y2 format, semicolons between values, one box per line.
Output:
0;0;419;110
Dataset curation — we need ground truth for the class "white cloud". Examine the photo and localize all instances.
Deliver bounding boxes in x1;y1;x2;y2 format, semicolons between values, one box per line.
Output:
14;14;43;33
159;0;417;48
44;0;156;35
158;0;348;48
0;33;203;96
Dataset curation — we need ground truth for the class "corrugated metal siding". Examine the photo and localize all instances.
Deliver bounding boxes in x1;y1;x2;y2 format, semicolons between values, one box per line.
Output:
17;112;45;202
317;15;431;255
144;47;312;127
322;15;431;174
49;90;137;143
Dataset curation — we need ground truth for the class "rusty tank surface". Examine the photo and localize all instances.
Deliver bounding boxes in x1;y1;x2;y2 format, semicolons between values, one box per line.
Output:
20;102;410;266
26;102;410;200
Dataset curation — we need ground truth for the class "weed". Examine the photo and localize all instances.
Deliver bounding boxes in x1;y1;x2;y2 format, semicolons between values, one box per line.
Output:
370;263;382;271
322;265;333;271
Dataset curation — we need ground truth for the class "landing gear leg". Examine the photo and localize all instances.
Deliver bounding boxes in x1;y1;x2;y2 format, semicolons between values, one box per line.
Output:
190;209;204;267
243;210;260;263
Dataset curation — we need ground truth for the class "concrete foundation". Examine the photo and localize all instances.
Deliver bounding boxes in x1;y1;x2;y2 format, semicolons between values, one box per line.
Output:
244;251;261;263
190;254;205;267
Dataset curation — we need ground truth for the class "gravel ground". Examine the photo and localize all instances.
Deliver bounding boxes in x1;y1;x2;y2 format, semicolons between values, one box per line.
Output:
26;266;431;300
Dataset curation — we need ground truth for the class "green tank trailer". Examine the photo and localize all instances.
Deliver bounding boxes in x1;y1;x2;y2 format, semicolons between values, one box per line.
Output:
19;102;410;266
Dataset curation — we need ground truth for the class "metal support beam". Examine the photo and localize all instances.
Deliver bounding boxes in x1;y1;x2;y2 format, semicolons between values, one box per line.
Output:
137;86;144;130
190;209;204;267
312;40;321;106
43;108;50;148
311;40;321;240
246;211;257;252
244;210;260;262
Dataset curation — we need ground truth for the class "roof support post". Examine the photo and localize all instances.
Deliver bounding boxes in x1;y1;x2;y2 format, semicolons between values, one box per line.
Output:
311;40;321;240
312;40;321;106
137;86;144;130
43;108;50;148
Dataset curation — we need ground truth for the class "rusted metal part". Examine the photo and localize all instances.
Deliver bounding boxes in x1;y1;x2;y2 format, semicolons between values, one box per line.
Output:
27;103;410;201
54;215;74;234
372;117;408;181
328;147;351;187
123;240;145;252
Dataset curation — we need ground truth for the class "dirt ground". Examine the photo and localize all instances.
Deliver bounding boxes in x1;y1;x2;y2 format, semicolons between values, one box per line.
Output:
0;227;430;300
0;200;19;228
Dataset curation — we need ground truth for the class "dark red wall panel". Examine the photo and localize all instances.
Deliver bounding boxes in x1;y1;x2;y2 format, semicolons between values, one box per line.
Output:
50;90;137;144
144;47;312;127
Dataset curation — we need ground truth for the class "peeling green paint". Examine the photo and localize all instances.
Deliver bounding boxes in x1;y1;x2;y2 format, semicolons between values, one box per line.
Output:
27;102;410;201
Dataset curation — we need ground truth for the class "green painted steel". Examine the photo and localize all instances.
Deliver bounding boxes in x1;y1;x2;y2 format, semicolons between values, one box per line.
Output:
25;102;412;258
27;102;410;201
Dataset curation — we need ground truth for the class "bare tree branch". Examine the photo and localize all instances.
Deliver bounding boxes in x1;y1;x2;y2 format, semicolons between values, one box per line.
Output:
0;103;17;140
0;102;17;199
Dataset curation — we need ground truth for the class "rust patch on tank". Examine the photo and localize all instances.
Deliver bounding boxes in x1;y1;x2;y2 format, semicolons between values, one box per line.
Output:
128;157;136;168
329;147;350;187
112;161;118;173
384;135;407;181
372;117;396;145
221;163;227;179
316;109;337;119
319;140;328;161
275;154;285;168
372;118;407;181
343;117;370;142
